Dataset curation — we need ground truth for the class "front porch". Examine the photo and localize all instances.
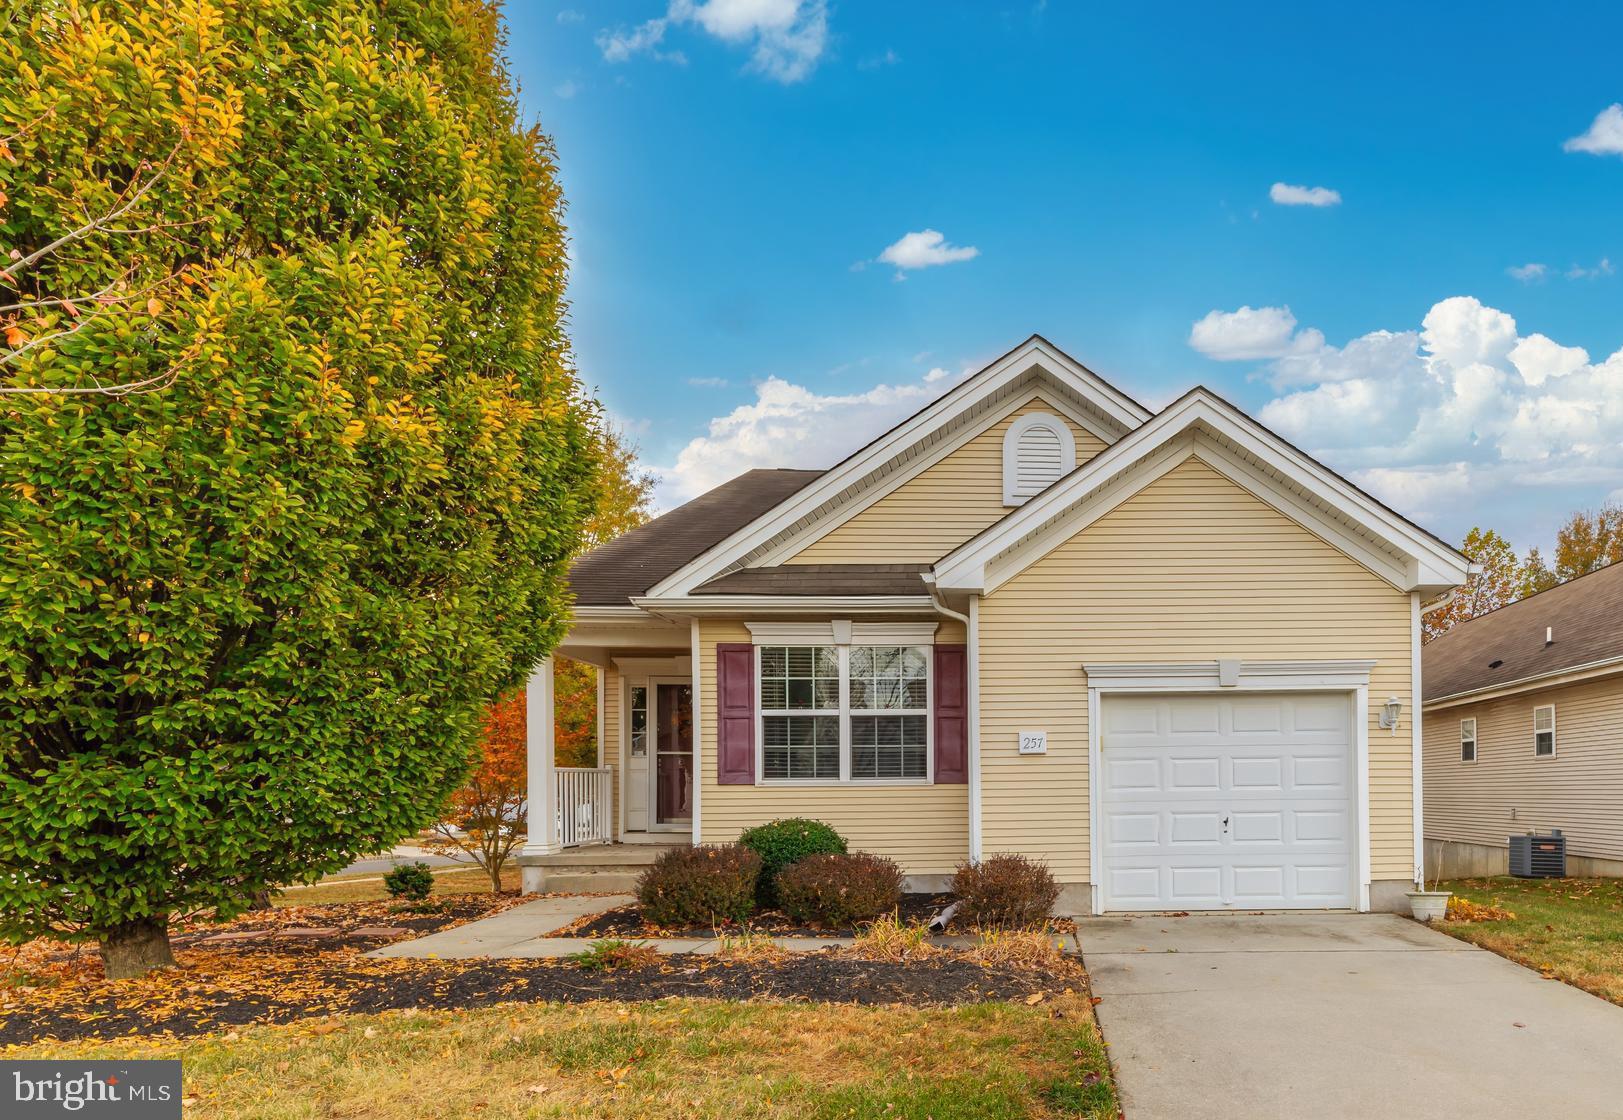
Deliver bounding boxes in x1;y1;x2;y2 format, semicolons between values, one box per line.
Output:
520;607;698;893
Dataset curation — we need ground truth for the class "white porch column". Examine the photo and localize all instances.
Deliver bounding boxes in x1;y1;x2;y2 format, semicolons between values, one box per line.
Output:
521;655;558;893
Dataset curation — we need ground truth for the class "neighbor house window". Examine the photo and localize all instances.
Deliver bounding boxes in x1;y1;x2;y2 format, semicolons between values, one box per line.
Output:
629;686;648;757
759;646;841;780
1533;705;1556;757
756;642;932;782
1460;718;1476;763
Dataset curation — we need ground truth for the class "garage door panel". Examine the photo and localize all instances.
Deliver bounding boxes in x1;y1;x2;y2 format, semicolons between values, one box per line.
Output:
1100;693;1353;912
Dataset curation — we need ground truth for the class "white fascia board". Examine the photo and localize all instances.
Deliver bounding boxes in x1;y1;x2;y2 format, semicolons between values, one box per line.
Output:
935;391;1469;594
1422;655;1623;710
751;386;1104;568
644;337;1150;599
631;595;936;616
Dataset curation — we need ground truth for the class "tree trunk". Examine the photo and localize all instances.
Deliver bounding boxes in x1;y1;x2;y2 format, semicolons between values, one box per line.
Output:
99;915;176;979
246;889;274;911
488;857;504;892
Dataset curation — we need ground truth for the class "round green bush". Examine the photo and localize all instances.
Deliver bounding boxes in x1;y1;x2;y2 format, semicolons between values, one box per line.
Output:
738;818;848;906
951;853;1059;929
777;852;903;927
636;844;762;928
383;862;435;902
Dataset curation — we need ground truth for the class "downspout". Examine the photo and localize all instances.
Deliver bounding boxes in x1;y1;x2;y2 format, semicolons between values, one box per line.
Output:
926;578;982;865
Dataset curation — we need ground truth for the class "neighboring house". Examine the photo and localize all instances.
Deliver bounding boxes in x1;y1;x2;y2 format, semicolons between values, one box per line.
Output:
1423;562;1623;878
522;335;1471;914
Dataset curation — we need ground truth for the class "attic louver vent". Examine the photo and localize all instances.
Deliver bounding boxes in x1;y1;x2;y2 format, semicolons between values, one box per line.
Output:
1002;412;1077;506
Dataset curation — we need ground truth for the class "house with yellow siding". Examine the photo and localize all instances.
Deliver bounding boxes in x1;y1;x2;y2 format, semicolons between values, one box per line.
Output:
521;336;1472;914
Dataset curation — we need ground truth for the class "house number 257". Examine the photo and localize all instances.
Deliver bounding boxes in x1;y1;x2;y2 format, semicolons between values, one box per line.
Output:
1018;730;1048;755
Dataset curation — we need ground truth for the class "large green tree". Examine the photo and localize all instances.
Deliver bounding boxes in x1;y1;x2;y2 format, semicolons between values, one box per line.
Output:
0;0;596;976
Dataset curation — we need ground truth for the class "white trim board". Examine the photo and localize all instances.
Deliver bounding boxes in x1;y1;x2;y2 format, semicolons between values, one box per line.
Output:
935;389;1471;598
644;336;1151;599
1085;659;1374;915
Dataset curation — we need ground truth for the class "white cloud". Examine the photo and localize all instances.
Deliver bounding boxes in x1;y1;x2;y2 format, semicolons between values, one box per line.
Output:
1563;104;1623;157
876;229;980;276
1507;262;1548;283
554;79;581;99
1188;305;1322;361
596;17;673;63
1191;297;1623;531
602;1;827;82
557;8;585;24
656;375;936;505
923;366;950;383
1269;182;1342;207
858;48;899;71
687;376;729;387
1567;257;1614;280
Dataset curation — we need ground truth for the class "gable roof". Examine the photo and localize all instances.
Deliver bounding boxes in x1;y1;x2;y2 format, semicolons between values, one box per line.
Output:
931;386;1472;599
1424;562;1623;703
644;335;1155;597
568;469;822;606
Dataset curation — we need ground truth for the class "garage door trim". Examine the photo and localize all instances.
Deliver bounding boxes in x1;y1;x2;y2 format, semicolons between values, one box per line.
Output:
1084;660;1374;915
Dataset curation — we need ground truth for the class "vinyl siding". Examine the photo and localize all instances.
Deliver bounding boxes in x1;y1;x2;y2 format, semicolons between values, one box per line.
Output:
697;618;970;874
978;457;1417;884
1424;675;1623;862
791;398;1107;564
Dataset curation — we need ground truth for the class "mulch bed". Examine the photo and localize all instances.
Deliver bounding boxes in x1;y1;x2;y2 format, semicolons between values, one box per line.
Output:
1;890;1084;1046
1;949;1079;1046
563;892;957;939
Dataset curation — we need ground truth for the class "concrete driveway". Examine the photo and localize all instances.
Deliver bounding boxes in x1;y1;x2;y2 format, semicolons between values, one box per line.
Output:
1077;912;1623;1120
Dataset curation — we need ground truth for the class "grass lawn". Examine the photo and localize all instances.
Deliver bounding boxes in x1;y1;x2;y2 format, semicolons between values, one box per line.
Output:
273;866;518;906
1442;877;1623;1004
5;996;1118;1119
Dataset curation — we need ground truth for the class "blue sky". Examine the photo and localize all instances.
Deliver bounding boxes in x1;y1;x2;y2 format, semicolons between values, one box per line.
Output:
503;2;1623;551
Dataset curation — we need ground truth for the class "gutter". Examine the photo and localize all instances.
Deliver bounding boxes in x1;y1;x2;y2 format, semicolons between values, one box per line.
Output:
923;575;982;865
1424;654;1623;710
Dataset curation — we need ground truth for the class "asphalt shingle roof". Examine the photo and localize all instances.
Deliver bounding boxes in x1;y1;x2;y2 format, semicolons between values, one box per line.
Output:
694;563;933;596
1424;562;1623;701
567;469;823;606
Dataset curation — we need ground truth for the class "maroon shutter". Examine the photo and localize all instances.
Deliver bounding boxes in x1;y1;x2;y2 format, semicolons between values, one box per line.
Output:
933;644;967;783
716;643;756;785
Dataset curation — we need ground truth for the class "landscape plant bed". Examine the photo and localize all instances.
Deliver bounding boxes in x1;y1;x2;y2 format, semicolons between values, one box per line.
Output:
0;944;1085;1046
561;892;960;938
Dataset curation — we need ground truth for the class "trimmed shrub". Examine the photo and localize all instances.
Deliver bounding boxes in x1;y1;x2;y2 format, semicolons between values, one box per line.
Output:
382;862;435;902
738;818;847;906
777;852;904;927
636;844;761;928
952;853;1059;929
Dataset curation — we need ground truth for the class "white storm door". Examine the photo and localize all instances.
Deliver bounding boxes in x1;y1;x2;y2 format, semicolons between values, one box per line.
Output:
1100;692;1353;911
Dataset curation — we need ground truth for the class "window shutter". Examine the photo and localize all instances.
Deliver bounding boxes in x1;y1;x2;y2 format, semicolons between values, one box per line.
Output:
716;643;756;785
933;644;967;783
1013;423;1064;498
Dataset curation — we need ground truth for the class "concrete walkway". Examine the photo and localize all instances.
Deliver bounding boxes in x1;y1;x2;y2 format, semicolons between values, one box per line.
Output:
1077;912;1623;1120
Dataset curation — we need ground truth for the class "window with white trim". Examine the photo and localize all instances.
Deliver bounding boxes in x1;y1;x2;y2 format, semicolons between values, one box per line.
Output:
756;642;932;783
849;646;929;779
1533;704;1556;757
759;646;841;779
629;686;649;756
1459;717;1476;763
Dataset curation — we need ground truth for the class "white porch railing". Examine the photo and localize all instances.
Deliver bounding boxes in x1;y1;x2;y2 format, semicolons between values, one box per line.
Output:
554;766;613;848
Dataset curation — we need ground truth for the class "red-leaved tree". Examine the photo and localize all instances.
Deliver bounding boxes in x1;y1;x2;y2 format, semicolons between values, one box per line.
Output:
423;693;527;889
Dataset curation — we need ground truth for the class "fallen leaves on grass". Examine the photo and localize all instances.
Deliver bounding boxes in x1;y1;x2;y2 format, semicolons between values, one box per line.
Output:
1446;897;1516;923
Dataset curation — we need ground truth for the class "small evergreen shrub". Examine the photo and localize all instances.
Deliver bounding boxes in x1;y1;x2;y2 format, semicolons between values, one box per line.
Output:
738;818;847;906
952;853;1059;929
777;852;904;927
636;844;761;928
382;861;435;902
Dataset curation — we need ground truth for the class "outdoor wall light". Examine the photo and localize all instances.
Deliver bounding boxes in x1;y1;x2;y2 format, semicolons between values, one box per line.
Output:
1379;696;1402;732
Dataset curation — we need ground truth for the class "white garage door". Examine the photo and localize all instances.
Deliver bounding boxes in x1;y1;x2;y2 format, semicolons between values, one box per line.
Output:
1100;692;1354;911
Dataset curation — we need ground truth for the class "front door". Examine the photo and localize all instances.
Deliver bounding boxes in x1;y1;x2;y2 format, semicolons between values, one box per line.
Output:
654;682;693;828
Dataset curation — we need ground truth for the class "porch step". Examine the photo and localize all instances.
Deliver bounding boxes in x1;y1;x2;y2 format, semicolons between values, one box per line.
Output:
519;840;689;895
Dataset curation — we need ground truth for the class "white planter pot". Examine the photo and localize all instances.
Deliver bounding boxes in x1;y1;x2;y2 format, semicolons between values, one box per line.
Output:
1408;890;1451;923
